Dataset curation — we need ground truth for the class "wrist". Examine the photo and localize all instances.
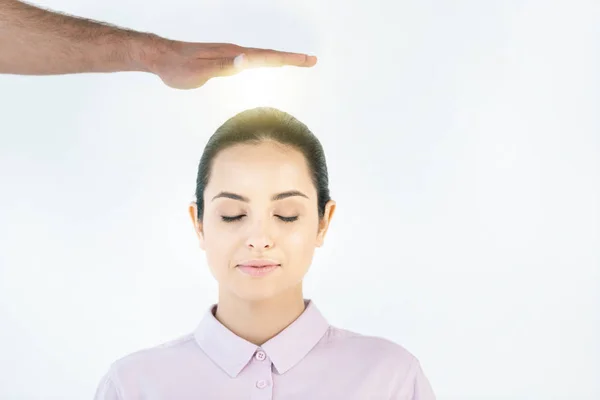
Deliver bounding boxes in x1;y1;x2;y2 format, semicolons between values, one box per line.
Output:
130;33;174;74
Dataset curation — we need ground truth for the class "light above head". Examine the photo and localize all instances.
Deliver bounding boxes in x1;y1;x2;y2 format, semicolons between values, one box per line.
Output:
215;66;307;111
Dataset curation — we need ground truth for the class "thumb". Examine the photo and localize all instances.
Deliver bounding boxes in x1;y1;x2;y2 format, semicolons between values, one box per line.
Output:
210;53;247;77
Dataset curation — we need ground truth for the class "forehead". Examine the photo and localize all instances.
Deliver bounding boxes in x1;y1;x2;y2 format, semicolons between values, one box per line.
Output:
206;141;315;196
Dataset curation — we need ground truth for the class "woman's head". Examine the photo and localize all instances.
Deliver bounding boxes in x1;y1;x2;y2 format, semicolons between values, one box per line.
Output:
188;107;336;302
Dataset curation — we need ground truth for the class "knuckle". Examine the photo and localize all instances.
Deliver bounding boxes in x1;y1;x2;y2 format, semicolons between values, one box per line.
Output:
219;58;232;70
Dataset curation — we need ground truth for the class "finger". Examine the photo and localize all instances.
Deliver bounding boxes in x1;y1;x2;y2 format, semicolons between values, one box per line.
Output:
204;54;246;78
200;44;317;66
242;48;317;68
201;49;316;81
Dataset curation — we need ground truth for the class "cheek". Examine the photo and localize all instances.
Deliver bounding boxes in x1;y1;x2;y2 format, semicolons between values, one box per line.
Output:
283;223;318;255
202;224;239;269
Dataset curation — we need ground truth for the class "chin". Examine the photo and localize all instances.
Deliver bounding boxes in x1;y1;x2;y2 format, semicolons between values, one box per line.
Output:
230;282;285;302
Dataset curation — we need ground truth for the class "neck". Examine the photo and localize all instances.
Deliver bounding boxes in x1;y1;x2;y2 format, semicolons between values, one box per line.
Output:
214;284;306;346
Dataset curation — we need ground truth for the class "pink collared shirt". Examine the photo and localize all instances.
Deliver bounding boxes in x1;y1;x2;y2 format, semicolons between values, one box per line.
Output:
94;300;435;399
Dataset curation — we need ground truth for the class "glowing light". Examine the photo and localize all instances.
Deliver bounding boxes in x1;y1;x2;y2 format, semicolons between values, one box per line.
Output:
214;66;308;112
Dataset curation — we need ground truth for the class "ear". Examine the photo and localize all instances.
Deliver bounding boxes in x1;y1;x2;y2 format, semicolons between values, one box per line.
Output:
188;201;205;250
316;200;336;248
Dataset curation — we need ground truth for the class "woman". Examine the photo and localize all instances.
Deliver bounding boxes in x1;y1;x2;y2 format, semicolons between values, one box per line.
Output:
94;107;436;399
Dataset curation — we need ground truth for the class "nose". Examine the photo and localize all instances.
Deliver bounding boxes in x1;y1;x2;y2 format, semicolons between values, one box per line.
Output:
245;218;274;250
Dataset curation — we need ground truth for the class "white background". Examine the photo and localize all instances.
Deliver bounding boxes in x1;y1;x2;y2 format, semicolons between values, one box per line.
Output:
1;0;599;399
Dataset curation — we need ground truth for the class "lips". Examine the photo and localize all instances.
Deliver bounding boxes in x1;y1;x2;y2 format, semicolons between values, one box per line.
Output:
237;259;281;268
236;259;281;277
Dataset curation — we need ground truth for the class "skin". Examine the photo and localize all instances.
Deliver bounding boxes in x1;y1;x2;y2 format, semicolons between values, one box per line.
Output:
188;140;336;345
0;0;317;89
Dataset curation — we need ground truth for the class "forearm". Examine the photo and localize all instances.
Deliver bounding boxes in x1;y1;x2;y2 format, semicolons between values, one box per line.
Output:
0;0;170;75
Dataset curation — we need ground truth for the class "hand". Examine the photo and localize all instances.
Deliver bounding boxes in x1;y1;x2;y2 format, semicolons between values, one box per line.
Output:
147;39;318;90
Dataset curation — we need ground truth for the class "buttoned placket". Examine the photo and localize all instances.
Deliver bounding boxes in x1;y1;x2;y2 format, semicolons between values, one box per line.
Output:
250;347;274;400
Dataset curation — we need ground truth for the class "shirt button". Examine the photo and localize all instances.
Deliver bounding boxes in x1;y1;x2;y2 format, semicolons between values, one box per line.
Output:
255;350;266;361
256;379;269;389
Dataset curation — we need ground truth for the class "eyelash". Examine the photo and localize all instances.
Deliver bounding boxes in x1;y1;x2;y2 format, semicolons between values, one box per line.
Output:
221;215;298;223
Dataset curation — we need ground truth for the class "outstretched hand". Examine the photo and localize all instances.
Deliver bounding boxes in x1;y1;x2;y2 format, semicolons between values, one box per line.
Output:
148;40;318;90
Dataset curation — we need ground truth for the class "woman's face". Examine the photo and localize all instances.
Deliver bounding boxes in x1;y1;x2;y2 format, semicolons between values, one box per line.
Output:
189;140;336;302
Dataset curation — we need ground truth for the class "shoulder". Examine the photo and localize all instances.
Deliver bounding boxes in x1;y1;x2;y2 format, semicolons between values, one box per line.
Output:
318;325;419;372
106;333;198;376
315;325;434;397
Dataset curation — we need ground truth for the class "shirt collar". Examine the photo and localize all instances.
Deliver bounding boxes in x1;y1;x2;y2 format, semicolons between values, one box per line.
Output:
193;299;330;378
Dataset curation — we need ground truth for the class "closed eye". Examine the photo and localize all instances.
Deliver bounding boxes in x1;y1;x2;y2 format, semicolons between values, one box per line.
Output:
277;215;298;223
220;215;299;223
221;215;245;222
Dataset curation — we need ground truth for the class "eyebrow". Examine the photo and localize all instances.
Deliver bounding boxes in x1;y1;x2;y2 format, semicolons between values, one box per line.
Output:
211;190;309;202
